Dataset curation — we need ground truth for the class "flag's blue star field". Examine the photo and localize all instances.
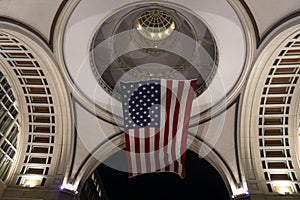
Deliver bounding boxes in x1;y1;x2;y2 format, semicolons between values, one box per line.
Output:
121;80;161;129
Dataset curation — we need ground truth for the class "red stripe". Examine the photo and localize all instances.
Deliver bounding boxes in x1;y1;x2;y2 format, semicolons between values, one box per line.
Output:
174;160;179;175
134;129;141;174
164;80;172;171
125;131;133;177
171;81;184;172
144;128;151;172
154;127;160;171
180;80;196;178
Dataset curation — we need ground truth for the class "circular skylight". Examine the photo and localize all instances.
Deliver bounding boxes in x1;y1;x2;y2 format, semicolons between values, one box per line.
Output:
135;9;176;40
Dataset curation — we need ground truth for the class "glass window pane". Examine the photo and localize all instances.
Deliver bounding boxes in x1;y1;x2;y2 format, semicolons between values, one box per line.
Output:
0;116;13;133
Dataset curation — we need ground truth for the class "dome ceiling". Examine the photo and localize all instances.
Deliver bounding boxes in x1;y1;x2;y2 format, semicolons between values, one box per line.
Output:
61;0;247;121
90;4;218;99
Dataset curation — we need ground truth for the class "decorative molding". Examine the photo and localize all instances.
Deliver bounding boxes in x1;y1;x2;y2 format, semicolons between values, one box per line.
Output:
0;26;72;190
241;26;300;195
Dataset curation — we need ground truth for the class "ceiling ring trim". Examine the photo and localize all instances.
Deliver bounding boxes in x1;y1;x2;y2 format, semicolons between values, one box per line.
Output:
59;0;249;125
49;0;70;50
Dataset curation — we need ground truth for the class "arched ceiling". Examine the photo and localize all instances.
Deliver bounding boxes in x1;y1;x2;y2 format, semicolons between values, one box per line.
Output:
0;0;299;48
243;0;300;44
0;1;300;200
0;0;62;41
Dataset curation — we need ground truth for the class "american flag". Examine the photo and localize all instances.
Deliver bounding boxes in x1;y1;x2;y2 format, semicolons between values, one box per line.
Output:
121;79;196;178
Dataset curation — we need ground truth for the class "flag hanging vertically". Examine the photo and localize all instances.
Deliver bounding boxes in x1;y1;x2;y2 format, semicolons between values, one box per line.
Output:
121;79;196;178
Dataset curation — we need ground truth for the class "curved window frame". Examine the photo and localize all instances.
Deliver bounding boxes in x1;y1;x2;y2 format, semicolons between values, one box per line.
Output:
0;71;20;182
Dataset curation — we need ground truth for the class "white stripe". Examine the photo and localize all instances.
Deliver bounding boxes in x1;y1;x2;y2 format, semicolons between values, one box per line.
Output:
149;128;156;171
175;80;191;160
159;79;167;169
169;161;174;172
128;129;137;173
167;80;179;166
139;128;146;173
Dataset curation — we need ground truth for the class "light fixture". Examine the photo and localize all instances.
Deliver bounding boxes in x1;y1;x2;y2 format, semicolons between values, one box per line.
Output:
231;186;250;199
272;181;294;195
22;176;42;188
60;182;78;195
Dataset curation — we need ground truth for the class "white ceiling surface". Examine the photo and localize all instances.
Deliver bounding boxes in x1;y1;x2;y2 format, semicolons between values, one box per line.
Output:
245;0;300;37
0;1;299;44
0;0;62;40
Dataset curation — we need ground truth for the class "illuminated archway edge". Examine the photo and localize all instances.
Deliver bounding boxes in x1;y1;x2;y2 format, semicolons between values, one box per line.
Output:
240;21;300;194
62;133;248;198
0;23;73;189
